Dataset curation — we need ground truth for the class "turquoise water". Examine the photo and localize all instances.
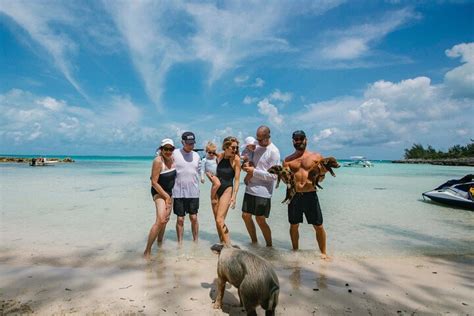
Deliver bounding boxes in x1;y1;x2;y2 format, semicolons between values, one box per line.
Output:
1;158;472;259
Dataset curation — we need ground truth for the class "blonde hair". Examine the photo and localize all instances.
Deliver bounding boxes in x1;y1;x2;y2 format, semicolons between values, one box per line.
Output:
222;136;239;151
205;142;217;152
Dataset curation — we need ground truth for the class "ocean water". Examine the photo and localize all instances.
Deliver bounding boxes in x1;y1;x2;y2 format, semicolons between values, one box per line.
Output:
1;157;473;261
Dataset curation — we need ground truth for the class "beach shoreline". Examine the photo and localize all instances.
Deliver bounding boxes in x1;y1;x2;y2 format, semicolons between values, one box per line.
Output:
1;247;472;315
391;158;474;167
0;156;75;164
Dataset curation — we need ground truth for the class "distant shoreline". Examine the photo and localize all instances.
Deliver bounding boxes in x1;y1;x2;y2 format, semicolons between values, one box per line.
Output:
392;158;474;167
0;156;75;163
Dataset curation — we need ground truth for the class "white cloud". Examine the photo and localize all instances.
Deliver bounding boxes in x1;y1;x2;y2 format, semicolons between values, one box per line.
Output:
444;42;474;98
257;98;284;126
269;89;292;103
321;38;368;60
234;75;249;85
290;45;474;151
185;2;292;84
243;96;259;104
303;8;418;68
252;78;265;88
236;76;265;88
105;1;187;111
313;128;337;142
37;97;65;111
0;89;150;152
0;2;85;97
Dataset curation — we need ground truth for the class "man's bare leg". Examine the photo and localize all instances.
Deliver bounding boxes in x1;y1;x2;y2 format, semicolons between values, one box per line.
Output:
190;214;199;242
314;224;328;259
176;216;185;243
255;216;272;247
242;212;258;243
290;224;299;250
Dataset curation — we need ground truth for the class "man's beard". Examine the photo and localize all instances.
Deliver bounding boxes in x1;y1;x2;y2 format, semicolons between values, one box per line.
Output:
293;142;306;150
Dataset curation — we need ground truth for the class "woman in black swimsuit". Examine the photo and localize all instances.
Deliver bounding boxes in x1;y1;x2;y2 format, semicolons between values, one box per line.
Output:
214;136;241;245
144;138;177;258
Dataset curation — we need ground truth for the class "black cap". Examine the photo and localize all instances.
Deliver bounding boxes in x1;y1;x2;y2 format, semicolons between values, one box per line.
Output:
181;131;196;144
292;130;306;139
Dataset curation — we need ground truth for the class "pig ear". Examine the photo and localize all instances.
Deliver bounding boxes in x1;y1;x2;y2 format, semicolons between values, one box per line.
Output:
211;243;224;254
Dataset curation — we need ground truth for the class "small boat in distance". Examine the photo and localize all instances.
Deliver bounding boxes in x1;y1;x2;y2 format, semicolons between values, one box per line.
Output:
343;156;373;167
422;174;474;210
30;157;59;166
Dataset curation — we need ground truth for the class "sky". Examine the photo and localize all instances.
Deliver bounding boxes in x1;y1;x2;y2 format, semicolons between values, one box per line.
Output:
0;0;473;159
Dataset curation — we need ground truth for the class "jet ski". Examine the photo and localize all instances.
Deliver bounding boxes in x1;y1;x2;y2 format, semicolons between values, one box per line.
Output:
422;174;474;210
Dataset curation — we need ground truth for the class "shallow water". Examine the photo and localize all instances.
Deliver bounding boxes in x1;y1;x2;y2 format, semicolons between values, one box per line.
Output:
1;158;473;261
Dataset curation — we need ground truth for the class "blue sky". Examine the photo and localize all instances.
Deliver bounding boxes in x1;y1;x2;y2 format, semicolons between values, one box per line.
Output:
1;0;473;159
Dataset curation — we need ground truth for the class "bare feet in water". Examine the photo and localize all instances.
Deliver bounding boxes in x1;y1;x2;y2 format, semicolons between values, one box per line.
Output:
320;253;330;261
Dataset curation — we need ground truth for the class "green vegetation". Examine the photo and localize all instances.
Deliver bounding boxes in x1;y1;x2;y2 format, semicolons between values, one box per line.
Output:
404;140;474;159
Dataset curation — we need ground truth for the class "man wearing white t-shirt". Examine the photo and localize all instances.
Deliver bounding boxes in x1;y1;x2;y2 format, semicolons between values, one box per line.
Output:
172;131;201;243
242;126;280;247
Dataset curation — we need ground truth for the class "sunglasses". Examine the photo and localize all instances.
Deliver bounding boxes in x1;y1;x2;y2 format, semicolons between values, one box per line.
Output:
162;147;174;152
257;136;270;142
207;151;217;155
227;146;238;151
293;137;305;142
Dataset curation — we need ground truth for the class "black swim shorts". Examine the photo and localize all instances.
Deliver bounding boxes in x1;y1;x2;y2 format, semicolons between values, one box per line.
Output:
242;193;271;218
173;198;199;216
288;191;323;225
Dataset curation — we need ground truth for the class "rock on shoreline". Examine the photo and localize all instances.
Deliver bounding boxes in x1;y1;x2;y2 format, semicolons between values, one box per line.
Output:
0;157;75;163
392;158;474;166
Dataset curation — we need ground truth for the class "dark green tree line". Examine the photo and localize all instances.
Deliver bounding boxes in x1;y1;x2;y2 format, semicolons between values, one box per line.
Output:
404;140;474;159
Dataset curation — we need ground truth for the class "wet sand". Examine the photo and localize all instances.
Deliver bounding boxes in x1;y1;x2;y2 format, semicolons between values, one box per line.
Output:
1;247;472;315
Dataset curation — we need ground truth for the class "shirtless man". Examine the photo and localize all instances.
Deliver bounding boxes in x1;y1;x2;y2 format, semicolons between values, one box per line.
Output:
283;130;328;259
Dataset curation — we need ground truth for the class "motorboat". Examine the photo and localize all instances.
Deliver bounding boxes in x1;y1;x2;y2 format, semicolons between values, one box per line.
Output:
422;174;474;210
30;157;59;166
343;156;373;167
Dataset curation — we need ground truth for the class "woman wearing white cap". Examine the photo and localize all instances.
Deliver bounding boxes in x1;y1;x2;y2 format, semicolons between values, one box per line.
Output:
144;138;177;258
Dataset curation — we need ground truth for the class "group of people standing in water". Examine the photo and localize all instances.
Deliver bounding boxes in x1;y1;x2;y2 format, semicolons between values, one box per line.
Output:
144;125;328;260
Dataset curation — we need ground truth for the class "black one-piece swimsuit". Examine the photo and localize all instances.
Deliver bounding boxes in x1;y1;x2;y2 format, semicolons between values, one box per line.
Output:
216;158;235;198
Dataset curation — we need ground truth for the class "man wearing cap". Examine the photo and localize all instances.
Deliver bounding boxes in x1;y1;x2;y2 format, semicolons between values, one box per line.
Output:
172;131;202;243
241;126;280;247
283;130;328;259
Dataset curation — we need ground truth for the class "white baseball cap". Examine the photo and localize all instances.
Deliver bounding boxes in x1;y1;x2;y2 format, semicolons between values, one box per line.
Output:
156;138;175;155
244;136;257;146
160;138;175;148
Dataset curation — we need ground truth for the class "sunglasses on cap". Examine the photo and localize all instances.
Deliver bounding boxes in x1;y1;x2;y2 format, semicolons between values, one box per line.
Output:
161;146;175;152
292;136;305;142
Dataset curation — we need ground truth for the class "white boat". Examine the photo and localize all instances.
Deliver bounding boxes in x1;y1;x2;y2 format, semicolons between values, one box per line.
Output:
343;156;373;167
30;157;58;166
422;175;474;210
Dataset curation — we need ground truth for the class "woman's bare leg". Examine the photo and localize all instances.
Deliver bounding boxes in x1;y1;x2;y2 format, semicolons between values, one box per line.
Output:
144;198;168;258
215;187;232;246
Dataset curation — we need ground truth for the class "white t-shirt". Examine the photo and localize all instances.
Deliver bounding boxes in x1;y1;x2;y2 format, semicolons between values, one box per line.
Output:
172;148;201;198
245;142;280;199
201;157;217;177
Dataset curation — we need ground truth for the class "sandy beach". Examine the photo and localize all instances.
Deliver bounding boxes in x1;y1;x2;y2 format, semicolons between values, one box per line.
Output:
1;246;472;315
